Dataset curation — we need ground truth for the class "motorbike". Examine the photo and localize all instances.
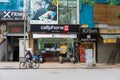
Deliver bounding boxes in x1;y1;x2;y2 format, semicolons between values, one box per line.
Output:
19;57;40;69
58;52;75;64
33;50;45;63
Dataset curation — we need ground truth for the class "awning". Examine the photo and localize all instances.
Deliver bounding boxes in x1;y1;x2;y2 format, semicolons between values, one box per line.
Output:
101;35;120;38
101;35;120;43
33;33;77;38
103;38;117;43
7;33;28;36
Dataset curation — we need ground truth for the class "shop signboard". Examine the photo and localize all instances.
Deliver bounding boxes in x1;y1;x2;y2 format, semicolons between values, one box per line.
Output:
80;28;99;34
80;34;98;42
100;29;120;34
8;26;24;33
103;38;117;43
0;0;30;20
33;33;77;38
79;28;99;42
7;22;24;34
31;24;79;33
0;11;23;20
30;0;58;24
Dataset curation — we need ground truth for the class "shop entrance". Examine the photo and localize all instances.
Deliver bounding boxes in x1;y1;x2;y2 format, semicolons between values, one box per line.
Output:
7;36;23;61
34;38;75;62
79;42;96;63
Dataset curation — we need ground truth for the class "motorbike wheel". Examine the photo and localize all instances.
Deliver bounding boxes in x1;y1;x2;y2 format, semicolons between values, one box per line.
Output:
39;57;43;63
19;61;27;69
70;57;75;64
58;56;63;63
32;61;40;69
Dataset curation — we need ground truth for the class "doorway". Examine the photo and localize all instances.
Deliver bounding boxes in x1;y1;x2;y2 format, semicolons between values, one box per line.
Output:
13;46;19;61
7;36;23;61
79;42;96;63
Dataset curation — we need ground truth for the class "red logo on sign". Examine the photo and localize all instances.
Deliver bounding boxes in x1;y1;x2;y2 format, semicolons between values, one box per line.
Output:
64;25;69;32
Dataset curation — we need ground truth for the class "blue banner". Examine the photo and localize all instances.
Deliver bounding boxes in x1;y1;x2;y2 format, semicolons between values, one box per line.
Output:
0;0;23;10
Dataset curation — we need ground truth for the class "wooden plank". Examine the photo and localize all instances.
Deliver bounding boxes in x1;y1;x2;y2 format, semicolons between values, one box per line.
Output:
94;4;120;25
107;5;120;25
94;4;107;23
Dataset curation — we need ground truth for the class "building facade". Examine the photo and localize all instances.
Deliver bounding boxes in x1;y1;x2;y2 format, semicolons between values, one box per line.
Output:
80;0;120;63
93;1;120;63
29;0;80;62
1;0;120;64
0;0;81;62
0;0;29;61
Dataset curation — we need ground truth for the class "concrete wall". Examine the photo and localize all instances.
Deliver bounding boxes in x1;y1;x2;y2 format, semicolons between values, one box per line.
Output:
80;4;95;28
0;39;6;61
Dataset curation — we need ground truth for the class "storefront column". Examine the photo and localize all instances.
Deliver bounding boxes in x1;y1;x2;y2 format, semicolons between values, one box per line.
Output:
29;33;34;53
79;28;99;67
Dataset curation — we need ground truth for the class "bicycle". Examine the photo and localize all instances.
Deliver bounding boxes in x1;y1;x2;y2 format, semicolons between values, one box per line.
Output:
19;58;40;69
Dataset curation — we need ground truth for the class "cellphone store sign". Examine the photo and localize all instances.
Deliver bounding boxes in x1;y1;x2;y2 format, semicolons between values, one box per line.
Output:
31;25;71;33
31;25;79;33
41;25;69;32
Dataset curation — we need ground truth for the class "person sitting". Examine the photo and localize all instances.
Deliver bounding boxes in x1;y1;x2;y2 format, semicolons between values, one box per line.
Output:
60;43;67;57
25;48;33;64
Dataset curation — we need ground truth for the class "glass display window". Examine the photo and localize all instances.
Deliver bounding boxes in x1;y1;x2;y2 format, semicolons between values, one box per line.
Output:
58;0;77;24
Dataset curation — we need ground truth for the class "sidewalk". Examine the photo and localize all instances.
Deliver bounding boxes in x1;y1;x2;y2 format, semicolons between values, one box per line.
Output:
0;62;120;69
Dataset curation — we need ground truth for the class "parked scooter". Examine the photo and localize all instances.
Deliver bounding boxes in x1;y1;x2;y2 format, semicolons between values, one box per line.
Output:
33;50;45;63
58;51;75;64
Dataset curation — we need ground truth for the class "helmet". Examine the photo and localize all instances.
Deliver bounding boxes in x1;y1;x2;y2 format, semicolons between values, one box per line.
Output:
26;48;32;52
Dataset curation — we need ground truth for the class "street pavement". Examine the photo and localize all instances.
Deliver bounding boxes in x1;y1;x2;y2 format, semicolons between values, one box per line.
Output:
1;68;120;80
1;62;120;80
0;61;120;69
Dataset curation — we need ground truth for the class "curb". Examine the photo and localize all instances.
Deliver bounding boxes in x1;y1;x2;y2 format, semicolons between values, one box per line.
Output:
0;62;120;69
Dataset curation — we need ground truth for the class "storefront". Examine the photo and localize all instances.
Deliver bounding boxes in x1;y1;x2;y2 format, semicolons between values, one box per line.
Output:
79;28;99;64
30;24;79;62
97;26;120;63
0;0;27;61
0;21;25;61
7;22;25;61
0;11;24;61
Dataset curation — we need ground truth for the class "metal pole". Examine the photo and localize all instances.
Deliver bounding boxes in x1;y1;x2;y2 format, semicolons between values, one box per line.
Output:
23;0;26;56
5;37;7;61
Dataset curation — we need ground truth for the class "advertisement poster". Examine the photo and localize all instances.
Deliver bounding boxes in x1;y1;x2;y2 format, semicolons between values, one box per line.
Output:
0;23;7;38
19;39;29;58
30;0;58;24
85;49;93;68
79;46;86;62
